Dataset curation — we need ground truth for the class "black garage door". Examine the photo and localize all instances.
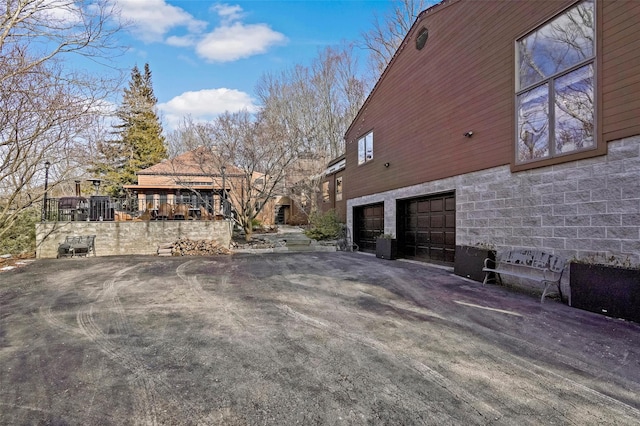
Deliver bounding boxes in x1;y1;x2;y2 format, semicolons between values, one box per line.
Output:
354;203;384;254
398;192;455;265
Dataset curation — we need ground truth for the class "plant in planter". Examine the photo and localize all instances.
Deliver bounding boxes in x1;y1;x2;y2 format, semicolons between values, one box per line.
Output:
570;254;640;324
376;234;397;260
454;242;496;283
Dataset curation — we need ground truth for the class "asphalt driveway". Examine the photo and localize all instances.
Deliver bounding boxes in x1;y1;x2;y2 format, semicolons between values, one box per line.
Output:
1;252;639;425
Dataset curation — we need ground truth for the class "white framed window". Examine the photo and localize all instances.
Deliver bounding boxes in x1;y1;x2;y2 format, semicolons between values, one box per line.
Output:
322;181;329;203
358;131;373;165
336;176;343;201
516;0;595;164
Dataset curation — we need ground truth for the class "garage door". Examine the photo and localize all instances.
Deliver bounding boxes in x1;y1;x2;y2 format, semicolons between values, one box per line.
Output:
398;192;455;265
354;203;384;254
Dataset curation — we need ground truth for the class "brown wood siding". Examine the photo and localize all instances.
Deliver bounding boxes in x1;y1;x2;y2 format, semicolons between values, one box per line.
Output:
601;0;640;142
345;0;640;201
319;171;346;222
320;176;334;215
333;171;346;222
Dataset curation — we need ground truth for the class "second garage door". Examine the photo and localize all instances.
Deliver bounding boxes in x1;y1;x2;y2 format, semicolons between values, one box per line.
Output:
398;192;456;265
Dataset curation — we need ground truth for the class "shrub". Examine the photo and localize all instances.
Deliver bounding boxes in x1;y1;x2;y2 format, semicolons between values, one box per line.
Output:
251;218;262;230
305;210;342;241
0;207;39;255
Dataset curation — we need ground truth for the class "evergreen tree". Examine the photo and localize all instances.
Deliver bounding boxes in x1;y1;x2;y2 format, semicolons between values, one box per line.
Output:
95;63;167;195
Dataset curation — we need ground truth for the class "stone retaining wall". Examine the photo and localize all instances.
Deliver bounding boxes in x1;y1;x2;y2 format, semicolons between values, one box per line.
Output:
36;220;233;259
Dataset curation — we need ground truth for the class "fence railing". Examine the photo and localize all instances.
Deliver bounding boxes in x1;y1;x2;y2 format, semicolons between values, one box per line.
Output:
42;194;229;222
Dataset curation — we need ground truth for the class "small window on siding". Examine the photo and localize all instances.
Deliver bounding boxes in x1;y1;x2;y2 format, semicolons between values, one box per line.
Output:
322;181;329;203
336;177;343;201
358;132;373;165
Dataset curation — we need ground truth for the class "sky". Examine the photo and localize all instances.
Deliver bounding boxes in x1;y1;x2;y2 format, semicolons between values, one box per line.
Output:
105;0;398;130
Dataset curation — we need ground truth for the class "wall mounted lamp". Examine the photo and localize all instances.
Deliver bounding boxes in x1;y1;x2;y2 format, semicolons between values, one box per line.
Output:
463;131;474;138
384;162;390;168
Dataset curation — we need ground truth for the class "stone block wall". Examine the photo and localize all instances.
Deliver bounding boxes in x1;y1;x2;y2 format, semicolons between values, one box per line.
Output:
347;136;640;266
456;136;640;266
36;220;233;259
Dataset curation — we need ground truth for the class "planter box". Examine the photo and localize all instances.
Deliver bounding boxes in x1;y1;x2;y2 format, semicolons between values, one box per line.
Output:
454;245;495;283
376;238;397;260
570;263;640;323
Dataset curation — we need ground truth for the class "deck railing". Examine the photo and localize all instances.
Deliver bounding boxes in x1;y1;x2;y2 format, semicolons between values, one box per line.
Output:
42;194;226;222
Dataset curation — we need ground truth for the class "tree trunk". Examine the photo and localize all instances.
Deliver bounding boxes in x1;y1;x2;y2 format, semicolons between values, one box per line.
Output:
243;223;253;242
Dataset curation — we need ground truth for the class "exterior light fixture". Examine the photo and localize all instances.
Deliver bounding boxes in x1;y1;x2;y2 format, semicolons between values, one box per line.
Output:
464;131;474;138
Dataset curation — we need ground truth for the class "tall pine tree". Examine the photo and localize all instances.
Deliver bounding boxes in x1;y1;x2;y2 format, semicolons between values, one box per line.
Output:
95;63;167;195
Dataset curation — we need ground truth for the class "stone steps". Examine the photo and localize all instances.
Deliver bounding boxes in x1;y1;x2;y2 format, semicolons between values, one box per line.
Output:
236;228;336;253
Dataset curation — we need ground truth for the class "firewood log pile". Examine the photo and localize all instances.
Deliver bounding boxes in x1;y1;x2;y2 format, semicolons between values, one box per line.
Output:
157;238;231;257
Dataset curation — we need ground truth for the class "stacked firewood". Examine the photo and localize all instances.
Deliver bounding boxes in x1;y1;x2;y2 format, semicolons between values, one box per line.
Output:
157;243;174;257
157;239;231;257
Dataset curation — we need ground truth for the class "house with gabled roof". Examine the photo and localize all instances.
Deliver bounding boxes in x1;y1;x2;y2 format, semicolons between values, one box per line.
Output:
325;0;640;273
124;148;276;225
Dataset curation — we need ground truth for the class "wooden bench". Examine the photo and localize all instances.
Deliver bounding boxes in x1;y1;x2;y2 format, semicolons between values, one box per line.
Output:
57;235;96;258
482;249;567;303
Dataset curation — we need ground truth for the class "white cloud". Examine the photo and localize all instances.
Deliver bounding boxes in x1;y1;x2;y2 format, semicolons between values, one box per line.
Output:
117;0;207;43
196;22;286;62
116;1;286;62
212;4;244;23
166;35;197;48
158;88;257;129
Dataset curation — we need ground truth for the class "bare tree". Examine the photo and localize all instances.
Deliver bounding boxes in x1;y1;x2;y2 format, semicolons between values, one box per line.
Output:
0;57;112;239
169;112;298;241
0;0;122;82
255;45;367;221
215;111;297;240
165;116;204;158
361;0;433;77
0;0;123;241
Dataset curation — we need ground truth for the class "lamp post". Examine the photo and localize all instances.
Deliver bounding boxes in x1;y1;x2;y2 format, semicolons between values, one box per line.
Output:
221;165;227;218
41;161;51;222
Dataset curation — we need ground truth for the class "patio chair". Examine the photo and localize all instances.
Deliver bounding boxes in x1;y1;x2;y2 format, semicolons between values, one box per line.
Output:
157;203;173;220
174;204;189;220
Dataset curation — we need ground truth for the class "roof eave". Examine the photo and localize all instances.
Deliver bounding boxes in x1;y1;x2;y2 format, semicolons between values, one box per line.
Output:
344;0;457;139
